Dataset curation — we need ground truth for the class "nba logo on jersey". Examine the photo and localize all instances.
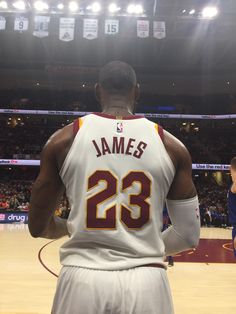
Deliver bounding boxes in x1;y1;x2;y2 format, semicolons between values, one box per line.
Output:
116;122;123;133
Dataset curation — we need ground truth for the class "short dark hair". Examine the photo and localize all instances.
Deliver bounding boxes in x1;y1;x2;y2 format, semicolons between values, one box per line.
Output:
99;61;137;94
231;157;236;169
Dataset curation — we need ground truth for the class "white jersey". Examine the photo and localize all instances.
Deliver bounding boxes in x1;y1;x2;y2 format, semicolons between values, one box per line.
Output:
59;113;175;270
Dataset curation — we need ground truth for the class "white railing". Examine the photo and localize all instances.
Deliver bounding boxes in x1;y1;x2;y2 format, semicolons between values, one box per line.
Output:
0;159;230;170
1;109;236;120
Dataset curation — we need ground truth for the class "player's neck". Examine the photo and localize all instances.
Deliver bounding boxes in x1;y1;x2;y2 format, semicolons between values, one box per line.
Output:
102;100;133;117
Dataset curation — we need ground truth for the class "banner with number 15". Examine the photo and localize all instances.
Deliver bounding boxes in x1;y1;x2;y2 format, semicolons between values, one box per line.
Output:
105;19;119;35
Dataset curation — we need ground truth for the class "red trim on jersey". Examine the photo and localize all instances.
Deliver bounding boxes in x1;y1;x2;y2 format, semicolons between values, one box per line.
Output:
73;118;80;137
93;112;144;120
158;125;164;143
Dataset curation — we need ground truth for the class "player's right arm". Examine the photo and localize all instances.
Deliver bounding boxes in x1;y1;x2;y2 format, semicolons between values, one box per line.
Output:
231;185;236;194
161;130;200;256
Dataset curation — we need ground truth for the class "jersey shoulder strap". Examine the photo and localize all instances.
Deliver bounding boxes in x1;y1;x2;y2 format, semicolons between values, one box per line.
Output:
154;123;164;142
73;117;84;137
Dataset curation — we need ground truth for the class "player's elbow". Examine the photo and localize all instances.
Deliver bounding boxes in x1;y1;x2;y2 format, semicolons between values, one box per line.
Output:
28;225;43;238
28;216;46;238
29;231;40;238
183;223;200;249
186;236;200;249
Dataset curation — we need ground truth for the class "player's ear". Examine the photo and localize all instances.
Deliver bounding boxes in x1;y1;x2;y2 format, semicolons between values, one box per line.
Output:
95;83;101;103
135;83;140;102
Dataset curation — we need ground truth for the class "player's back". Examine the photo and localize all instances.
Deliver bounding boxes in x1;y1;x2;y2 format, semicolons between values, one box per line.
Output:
59;113;175;270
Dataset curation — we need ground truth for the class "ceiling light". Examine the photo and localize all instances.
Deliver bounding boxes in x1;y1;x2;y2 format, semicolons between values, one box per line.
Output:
189;9;195;15
68;1;78;12
127;4;135;14
108;3;120;13
135;4;143;14
127;4;143;15
57;3;64;10
34;1;49;11
202;6;218;18
0;1;8;9
12;0;26;10
91;2;101;13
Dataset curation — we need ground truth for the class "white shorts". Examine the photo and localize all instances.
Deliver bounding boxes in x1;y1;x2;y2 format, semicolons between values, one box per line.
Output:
52;266;174;314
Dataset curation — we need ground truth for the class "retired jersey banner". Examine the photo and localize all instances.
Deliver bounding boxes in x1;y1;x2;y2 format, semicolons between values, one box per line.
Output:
137;20;149;38
14;17;29;32
59;18;75;42
33;16;50;38
105;19;119;35
83;19;98;40
153;21;166;39
0;16;6;30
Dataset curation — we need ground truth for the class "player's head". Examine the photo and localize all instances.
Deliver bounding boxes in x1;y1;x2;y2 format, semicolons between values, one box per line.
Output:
95;61;140;113
230;157;236;170
231;157;236;170
230;157;236;181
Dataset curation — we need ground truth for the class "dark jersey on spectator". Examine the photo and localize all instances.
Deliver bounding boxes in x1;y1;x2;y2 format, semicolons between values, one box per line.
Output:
227;188;236;225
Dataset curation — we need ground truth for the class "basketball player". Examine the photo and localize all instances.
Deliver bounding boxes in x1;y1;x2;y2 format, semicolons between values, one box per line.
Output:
28;61;200;314
228;157;236;257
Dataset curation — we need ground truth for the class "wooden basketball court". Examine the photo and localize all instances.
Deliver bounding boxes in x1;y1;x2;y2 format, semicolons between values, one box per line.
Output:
0;224;235;314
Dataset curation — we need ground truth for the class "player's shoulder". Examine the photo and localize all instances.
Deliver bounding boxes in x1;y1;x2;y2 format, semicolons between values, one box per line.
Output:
46;114;95;150
41;122;75;170
162;129;192;170
47;123;74;148
163;129;186;150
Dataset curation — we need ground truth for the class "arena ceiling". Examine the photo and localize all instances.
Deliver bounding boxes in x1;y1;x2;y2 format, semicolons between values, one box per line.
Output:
0;0;236;95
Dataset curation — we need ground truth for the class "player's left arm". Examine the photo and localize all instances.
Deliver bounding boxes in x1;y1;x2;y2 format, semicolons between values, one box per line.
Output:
28;135;69;239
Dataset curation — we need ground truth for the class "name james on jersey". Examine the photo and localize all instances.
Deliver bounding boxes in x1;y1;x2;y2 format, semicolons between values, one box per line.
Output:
92;136;148;159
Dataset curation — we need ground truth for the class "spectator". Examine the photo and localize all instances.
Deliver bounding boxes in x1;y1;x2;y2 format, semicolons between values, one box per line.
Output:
0;198;9;210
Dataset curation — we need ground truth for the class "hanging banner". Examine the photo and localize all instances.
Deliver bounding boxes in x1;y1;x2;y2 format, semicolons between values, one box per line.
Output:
83;19;98;40
0;16;6;31
59;17;75;42
14;17;29;32
33;16;50;38
105;19;119;35
137;20;149;38
153;21;166;39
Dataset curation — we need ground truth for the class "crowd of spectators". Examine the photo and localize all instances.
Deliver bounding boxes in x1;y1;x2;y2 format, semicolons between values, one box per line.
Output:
0;181;31;212
194;177;229;228
0;115;235;164
0;181;70;218
0;176;232;227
